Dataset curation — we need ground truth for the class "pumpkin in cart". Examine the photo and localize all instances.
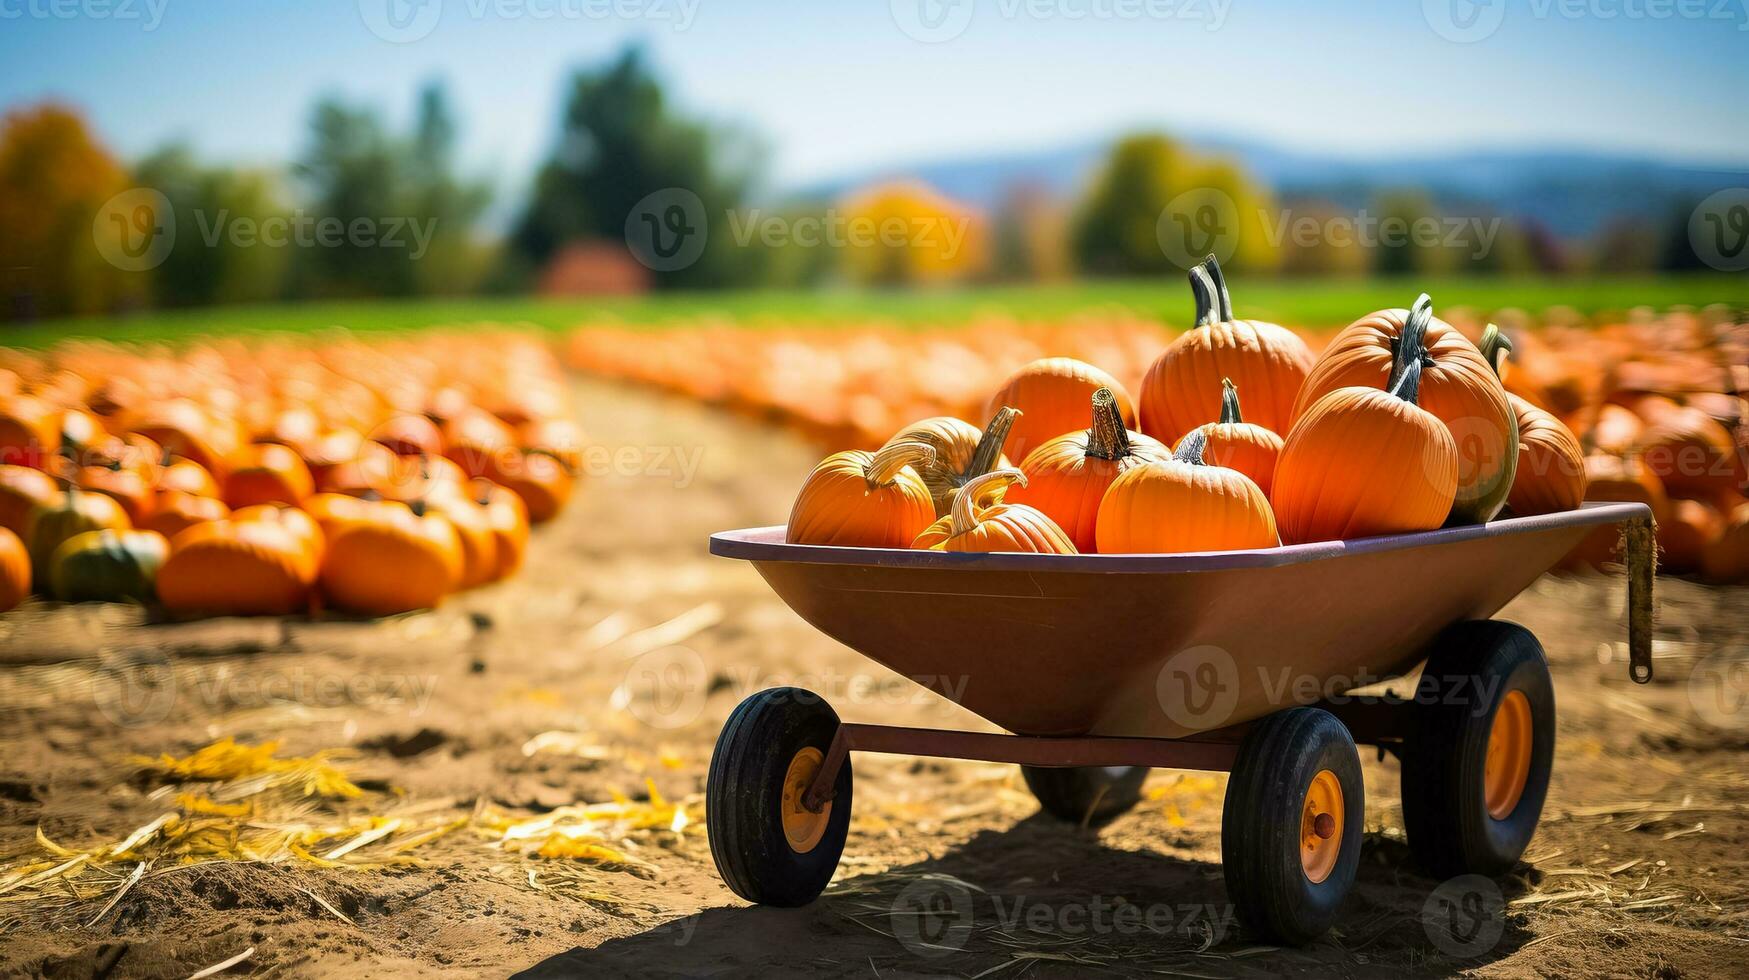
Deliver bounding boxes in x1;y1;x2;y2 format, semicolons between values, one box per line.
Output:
1293;294;1516;524
788;440;937;548
0;527;27;612
1175;378;1284;498
1009;388;1168;552
915;469;1076;554
319;500;463;615
884;407;1021;518
1478;326;1587;516
984;358;1136;464
1273;301;1460;544
1138;256;1312;446
1096;428;1278;554
48;528;168;603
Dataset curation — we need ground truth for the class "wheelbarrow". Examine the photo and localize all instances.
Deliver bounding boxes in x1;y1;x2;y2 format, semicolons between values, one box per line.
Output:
704;502;1656;945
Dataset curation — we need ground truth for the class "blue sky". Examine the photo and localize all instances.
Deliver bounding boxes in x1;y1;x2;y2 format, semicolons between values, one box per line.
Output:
3;0;1745;203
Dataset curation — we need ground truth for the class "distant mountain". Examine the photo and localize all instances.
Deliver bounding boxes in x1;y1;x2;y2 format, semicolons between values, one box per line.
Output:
792;135;1749;239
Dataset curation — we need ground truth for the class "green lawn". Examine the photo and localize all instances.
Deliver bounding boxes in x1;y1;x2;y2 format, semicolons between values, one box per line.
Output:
5;274;1746;349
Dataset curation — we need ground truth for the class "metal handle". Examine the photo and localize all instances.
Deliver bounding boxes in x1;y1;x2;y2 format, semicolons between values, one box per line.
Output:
1625;513;1655;684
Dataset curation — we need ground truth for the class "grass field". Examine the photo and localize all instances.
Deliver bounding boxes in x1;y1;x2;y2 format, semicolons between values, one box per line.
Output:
5;273;1747;348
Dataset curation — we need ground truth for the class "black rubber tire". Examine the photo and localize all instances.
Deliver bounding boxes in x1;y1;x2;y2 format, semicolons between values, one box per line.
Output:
706;687;852;907
1021;765;1148;827
1402;620;1555;879
1221;707;1364;945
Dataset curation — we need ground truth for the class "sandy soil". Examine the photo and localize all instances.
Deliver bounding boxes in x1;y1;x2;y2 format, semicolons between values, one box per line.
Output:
2;379;1746;979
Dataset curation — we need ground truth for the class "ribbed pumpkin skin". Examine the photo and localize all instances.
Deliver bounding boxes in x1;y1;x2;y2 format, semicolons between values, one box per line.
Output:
1179;421;1282;498
426;489;500;588
1506;394;1587;516
158;520;314;616
932;506;1077;554
1566;454;1670;569
1636;406;1744;499
320;504;463;615
48;528;168;603
225;443;315;508
1294;308;1516;524
984;359;1135;464
1011;430;1168;553
25;490;131;583
1139;321;1311;446
883;413;1015;517
139;491;229;541
0;464;57;536
0;526;28;612
1273;387;1459;545
787;447;936;548
1095;460;1277;554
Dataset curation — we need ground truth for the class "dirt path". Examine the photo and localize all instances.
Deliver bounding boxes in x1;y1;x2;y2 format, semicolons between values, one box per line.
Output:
2;379;1746;979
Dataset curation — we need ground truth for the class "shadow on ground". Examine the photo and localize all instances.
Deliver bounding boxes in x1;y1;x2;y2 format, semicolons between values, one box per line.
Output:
516;815;1531;979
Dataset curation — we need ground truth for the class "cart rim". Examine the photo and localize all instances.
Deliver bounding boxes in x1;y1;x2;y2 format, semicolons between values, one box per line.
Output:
780;747;832;853
1484;690;1534;820
1300;769;1344;884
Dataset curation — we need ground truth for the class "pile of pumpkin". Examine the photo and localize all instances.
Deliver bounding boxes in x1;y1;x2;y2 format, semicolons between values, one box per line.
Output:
566;315;1168;450
0;331;582;616
784;258;1749;579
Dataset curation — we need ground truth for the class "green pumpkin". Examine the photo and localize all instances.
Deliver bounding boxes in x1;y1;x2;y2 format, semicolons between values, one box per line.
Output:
49;528;167;603
26;487;132;583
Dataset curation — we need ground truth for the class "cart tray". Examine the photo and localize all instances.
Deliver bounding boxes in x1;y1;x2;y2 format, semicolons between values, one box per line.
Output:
711;502;1651;738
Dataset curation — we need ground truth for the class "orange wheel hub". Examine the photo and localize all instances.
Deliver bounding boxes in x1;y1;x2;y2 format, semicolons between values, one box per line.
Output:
1299;769;1344;884
1484;690;1533;820
780;747;831;853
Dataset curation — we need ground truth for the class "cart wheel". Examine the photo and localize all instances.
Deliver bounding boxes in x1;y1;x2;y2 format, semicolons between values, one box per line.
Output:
1402;620;1554;879
706;687;852;907
1221;707;1364;945
1021;765;1148;827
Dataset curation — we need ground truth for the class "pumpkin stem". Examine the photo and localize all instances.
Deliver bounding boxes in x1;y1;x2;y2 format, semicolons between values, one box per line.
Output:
950;468;1024;537
866;440;935;488
1478;323;1512;379
1203;253;1234;322
1387;293;1435;404
1188;265;1218;328
1085;388;1131;460
1174;427;1209;466
1219;378;1244;425
966;407;1021;479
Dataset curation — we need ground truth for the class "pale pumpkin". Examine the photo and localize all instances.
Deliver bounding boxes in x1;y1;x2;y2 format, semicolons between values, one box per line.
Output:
1138;257;1312;446
1273;304;1460;544
984;358;1136;464
787;440;937;548
1176;378;1284;498
916;470;1077;554
884;407;1020;517
1294;294;1516;524
1096;428;1278;554
1479;325;1587;516
1009;387;1168;552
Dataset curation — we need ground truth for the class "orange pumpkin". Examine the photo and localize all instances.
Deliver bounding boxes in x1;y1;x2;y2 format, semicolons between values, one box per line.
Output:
1138;257;1312;446
473;479;530;580
1479;326;1587;516
442;409;519;479
1009;387;1168;552
1566;454;1670;570
370;414;446;457
518;417;587;476
482;450;572;523
788;440;936;548
1586;404;1644;456
319;501;464;615
1701;497;1749;583
1294;294;1516;524
68;459;154;524
159;456;221;499
127;400;238;478
24;488;132;583
1096;428;1279;554
884;407;1020;517
0;395;59;469
225;443;315;508
139;490;229;541
158;519;315;616
230;504;324;578
0;464;58;536
0;526;28;612
1175;378;1283;498
1273;306;1460;544
1659;498;1723;573
425;486;499;588
916;470;1076;554
1636;406;1744;499
984;358;1135;464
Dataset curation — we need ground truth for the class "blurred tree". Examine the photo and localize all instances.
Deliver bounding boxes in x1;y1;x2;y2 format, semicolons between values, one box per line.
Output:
1658;198;1709;272
1471;217;1534;276
1593;218;1662;274
1273;198;1367;278
134;146;290;307
0;104;138;320
510;46;758;290
838;183;988;287
1371;191;1455;277
991;184;1069;282
294;81;490;298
